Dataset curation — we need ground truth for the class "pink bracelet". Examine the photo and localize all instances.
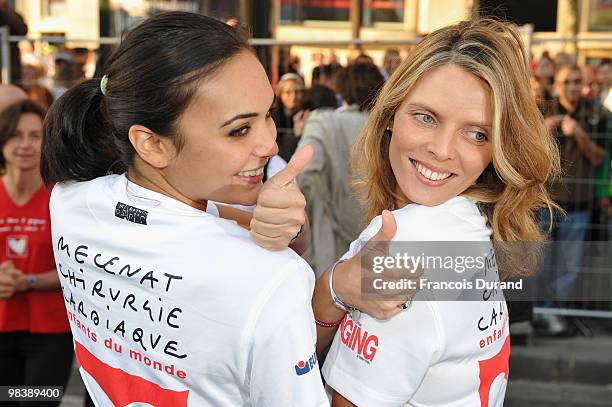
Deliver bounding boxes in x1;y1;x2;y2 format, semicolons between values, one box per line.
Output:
315;316;344;328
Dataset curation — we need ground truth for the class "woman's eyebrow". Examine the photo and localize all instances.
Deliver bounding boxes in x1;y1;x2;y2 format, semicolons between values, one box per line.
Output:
407;101;491;128
405;102;441;119
467;121;492;129
220;95;276;128
220;112;258;128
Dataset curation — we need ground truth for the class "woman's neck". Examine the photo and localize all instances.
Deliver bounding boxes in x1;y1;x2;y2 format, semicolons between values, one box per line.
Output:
2;166;43;205
127;161;207;212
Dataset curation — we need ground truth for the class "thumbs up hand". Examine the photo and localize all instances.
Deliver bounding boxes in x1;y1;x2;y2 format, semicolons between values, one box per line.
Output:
332;210;420;320
250;146;313;251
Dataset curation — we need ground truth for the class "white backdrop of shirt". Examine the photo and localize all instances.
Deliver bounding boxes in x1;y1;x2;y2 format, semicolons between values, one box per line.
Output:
322;196;510;407
50;174;328;407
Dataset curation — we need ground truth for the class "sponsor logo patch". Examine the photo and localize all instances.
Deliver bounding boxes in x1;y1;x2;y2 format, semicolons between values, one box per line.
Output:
340;314;379;363
295;350;317;376
115;202;148;225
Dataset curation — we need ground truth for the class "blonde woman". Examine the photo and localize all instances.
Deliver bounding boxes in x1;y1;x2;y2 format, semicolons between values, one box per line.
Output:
312;19;560;406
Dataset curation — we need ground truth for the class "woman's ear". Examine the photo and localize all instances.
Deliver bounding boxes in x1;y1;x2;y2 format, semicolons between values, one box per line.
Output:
128;125;176;169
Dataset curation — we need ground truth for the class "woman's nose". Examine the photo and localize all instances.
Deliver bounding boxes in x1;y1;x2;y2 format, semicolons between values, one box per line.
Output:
426;127;456;161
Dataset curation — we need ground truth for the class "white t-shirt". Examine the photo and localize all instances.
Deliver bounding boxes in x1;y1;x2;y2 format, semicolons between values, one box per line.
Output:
266;154;288;179
50;174;328;407
322;196;510;407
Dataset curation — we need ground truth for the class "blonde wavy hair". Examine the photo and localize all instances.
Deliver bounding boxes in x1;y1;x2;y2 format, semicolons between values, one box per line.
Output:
353;19;560;260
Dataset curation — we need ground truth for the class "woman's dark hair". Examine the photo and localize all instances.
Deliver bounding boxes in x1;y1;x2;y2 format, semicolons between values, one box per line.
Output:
301;84;337;111
0;99;46;170
336;62;384;111
41;12;251;185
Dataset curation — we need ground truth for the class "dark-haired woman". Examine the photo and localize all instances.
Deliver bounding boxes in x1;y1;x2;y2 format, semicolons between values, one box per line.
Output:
0;100;73;407
42;13;327;406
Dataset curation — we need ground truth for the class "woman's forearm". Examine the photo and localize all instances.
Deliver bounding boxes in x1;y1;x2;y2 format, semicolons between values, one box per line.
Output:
313;268;348;356
17;269;61;292
332;390;356;407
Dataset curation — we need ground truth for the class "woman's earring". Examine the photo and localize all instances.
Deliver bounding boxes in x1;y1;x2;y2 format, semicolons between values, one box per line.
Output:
384;127;392;137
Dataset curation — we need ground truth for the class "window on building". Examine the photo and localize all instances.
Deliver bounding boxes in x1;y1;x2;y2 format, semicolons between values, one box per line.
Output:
280;0;405;25
479;0;558;32
589;0;612;31
280;0;350;24
145;0;201;14
362;0;405;26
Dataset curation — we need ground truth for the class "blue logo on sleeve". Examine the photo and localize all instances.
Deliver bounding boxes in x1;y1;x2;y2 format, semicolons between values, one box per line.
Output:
294;351;317;376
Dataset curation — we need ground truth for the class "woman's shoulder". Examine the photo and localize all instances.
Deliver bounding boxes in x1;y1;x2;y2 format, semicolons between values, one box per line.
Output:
358;197;490;243
306;105;365;124
395;196;490;241
50;175;110;211
395;196;482;221
52;174;118;195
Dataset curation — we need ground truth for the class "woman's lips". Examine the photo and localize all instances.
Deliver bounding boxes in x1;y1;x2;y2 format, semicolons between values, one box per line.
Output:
410;159;455;186
236;166;265;184
237;173;264;184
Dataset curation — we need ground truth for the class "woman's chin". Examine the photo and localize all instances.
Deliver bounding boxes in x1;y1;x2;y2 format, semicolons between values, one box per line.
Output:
216;188;260;207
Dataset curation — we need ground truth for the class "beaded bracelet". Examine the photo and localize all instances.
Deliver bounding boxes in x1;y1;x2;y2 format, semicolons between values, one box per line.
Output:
315;316;344;328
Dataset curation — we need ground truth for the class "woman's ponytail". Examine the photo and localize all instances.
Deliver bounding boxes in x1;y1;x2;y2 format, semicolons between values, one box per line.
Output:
41;78;123;185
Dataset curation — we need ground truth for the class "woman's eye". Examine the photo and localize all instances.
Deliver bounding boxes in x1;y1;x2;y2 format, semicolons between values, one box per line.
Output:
468;131;488;142
230;126;250;137
414;113;435;124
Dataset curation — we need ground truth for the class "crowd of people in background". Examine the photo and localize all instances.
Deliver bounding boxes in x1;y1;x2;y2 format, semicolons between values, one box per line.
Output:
528;54;611;337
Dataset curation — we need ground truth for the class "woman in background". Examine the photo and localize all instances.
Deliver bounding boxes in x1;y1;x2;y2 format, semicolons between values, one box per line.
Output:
0;100;72;407
273;73;305;161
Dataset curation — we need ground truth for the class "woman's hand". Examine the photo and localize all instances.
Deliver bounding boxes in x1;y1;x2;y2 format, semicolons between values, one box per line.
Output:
544;115;563;132
313;211;421;355
559;116;607;165
333;210;415;320
250;146;313;251
560;115;579;137
0;272;18;299
0;261;24;298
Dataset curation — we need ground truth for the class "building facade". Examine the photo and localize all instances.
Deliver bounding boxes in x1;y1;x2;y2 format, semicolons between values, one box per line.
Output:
8;0;612;82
